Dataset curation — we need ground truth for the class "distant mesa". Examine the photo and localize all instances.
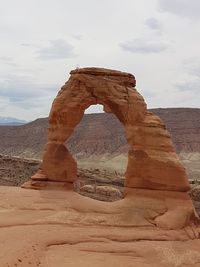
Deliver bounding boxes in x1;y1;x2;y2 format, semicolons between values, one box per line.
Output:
0;108;199;182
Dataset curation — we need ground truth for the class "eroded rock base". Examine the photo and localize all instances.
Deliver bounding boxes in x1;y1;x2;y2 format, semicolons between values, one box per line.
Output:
22;180;73;191
0;186;199;267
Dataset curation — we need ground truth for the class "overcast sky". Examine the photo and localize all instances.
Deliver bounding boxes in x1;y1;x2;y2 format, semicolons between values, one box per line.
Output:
0;0;200;121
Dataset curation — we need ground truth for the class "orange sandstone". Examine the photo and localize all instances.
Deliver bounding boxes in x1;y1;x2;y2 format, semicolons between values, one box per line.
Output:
31;67;189;191
22;67;199;231
1;67;199;266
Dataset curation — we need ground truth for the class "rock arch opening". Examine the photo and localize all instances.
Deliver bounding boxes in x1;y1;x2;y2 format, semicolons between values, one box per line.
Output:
28;67;190;194
67;103;128;201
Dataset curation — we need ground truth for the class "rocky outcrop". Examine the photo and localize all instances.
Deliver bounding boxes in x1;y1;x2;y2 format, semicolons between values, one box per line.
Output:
28;67;189;192
21;67;199;232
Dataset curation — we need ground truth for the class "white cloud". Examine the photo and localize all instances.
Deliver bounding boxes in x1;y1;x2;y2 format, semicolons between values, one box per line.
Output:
120;38;168;54
158;0;200;20
176;79;200;93
36;39;76;60
174;58;200;94
0;56;18;67
183;58;200;77
145;18;163;31
0;74;57;110
0;0;199;120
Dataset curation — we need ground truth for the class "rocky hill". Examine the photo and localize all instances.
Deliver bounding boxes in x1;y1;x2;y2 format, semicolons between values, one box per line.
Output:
151;108;200;153
0;108;199;179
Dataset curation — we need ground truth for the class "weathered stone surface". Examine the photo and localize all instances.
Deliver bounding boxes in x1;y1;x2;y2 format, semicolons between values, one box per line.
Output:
42;143;77;182
31;67;189;192
80;184;95;193
96;185;122;198
0;186;200;267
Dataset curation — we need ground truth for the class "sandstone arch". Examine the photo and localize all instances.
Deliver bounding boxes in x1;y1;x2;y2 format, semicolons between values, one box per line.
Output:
32;67;189;191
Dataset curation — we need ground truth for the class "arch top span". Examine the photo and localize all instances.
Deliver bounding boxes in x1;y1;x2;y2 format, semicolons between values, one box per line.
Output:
70;67;136;87
52;67;146;127
31;67;189;192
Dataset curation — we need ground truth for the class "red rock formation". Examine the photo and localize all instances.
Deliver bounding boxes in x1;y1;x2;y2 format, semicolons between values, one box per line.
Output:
22;67;200;231
2;68;199;264
29;67;189;191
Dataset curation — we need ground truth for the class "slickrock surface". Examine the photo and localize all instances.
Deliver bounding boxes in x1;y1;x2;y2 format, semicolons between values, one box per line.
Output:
1;154;200;214
0;186;200;267
30;67;190;192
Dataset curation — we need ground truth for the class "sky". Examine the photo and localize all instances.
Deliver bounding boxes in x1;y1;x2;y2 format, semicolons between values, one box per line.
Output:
0;0;200;121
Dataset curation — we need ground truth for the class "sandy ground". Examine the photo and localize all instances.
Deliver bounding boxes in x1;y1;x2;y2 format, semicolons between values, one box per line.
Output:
0;186;200;267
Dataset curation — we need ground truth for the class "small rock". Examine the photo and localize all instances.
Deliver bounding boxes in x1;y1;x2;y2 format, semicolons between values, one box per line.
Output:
96;185;123;199
80;184;95;193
